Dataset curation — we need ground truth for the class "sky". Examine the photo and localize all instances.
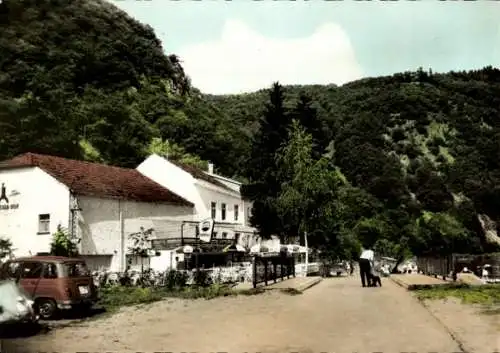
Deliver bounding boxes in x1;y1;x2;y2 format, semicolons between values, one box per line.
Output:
111;0;500;95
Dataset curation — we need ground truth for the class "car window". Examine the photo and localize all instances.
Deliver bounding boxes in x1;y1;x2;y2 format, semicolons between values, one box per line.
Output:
64;262;90;277
43;263;58;279
21;262;43;279
2;262;21;279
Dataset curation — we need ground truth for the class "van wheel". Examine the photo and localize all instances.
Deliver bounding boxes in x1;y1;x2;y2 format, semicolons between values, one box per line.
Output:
36;299;57;320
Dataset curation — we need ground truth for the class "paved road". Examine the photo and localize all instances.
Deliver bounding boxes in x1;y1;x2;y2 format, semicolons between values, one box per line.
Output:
3;276;461;353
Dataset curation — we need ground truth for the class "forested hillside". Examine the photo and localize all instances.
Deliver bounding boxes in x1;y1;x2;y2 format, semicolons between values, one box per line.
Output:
1;0;500;259
0;0;248;176
209;69;500;258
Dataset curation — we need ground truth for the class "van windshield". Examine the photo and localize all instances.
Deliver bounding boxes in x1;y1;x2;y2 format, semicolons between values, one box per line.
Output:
63;262;90;277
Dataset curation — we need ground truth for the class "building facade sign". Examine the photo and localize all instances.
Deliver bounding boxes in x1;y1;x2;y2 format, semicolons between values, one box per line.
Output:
0;183;19;210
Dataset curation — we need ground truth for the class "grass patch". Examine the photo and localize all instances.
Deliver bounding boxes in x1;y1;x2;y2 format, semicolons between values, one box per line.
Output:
414;284;500;307
97;284;266;313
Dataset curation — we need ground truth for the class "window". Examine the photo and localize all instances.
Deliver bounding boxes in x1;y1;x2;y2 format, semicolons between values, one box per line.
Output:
43;263;58;279
64;262;90;277
247;207;252;223
3;261;20;279
213;232;218;238
221;203;226;220
235;233;241;243
210;202;216;219
234;205;239;221
38;214;50;234
21;262;43;279
222;232;228;239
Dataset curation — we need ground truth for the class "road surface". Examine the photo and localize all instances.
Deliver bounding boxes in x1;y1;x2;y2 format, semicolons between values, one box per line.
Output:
3;276;462;353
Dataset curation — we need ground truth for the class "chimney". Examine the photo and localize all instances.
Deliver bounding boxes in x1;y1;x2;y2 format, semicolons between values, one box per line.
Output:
208;162;214;174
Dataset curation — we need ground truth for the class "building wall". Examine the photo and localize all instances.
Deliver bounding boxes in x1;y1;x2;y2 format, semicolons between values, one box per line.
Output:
136;154;205;215
76;195;194;271
0;167;70;257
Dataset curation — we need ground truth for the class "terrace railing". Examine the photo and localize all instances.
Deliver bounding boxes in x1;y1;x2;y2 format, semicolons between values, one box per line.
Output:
252;252;295;288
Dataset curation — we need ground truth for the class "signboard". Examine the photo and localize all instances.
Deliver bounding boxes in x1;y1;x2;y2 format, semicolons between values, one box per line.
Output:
198;218;214;243
0;183;19;210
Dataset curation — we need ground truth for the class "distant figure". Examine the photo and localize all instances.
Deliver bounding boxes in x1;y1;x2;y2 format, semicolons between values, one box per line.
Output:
482;267;489;280
359;249;374;288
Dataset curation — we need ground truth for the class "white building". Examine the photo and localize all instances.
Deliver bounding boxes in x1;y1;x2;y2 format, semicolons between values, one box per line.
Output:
137;154;258;248
0;153;195;271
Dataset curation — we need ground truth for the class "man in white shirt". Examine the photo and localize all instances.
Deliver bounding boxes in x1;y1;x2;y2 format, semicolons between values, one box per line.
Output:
359;249;374;287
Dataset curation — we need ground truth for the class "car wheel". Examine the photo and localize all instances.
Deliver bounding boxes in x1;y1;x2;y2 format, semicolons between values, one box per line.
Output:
36;299;57;320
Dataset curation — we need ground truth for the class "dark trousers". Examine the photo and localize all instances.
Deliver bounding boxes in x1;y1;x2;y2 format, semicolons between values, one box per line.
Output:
359;258;371;287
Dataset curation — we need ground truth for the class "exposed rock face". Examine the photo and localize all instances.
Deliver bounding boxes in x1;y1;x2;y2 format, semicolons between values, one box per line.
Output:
477;214;500;246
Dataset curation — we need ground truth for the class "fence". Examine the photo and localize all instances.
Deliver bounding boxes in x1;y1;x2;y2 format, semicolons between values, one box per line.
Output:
417;252;500;280
416;256;453;279
252;253;295;288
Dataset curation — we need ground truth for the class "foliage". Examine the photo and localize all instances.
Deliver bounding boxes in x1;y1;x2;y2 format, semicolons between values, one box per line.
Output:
97;282;264;312
164;269;189;289
192;269;212;287
128;227;154;274
241;82;292;239
275;120;346;249
0;237;13;259
0;0;249;177
146;137;207;170
1;0;500;258
235;69;500;257
50;225;79;257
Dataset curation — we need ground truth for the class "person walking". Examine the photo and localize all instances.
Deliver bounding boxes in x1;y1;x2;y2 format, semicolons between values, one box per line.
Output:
359;248;374;287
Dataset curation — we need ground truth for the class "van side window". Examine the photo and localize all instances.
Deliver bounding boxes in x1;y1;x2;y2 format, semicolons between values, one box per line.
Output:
43;263;58;279
4;262;21;279
21;262;43;279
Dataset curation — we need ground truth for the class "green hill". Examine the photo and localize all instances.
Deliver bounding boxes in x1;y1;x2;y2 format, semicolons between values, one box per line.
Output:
1;0;500;256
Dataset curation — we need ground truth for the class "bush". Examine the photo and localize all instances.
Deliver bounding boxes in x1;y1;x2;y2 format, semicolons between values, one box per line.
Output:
193;269;212;287
164;269;188;289
98;286;165;309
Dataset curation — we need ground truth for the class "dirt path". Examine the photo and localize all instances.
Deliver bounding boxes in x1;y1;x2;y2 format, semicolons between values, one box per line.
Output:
3;276;461;353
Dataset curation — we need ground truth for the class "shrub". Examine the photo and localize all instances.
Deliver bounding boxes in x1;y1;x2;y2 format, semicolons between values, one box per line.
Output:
164;269;188;289
193;269;212;287
50;225;79;257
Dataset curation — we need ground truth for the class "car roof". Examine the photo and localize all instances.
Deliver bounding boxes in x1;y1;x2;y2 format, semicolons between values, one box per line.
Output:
10;256;84;263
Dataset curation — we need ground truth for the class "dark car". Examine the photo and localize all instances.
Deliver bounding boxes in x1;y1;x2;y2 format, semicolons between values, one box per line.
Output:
0;256;98;319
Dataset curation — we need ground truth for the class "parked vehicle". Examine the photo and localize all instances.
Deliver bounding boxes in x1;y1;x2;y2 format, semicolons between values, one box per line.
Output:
0;279;38;325
0;256;98;319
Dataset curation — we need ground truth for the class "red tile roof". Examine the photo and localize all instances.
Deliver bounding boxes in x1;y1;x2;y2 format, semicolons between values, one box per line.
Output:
0;153;194;206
